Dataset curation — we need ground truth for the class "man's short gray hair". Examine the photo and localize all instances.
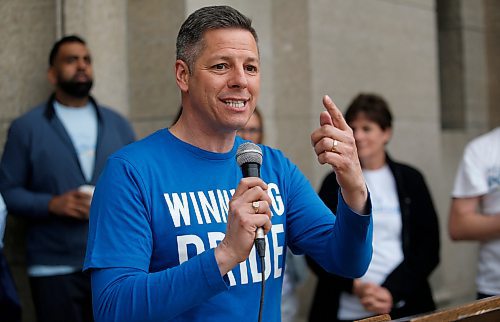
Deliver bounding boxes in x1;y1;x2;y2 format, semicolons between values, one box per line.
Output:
176;5;259;73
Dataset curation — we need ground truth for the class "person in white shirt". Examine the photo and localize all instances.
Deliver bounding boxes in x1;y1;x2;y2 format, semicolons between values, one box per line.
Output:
308;93;440;321
449;127;500;299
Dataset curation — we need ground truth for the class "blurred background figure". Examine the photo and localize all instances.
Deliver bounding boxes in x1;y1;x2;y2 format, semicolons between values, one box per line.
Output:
237;107;265;144
307;93;440;321
0;193;21;322
448;126;500;300
238;107;308;322
0;35;135;322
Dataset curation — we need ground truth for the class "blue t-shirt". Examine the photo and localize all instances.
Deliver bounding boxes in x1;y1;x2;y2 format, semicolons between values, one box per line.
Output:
84;129;372;322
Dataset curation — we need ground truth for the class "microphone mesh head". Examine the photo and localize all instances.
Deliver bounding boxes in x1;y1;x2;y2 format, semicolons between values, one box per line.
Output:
236;142;263;166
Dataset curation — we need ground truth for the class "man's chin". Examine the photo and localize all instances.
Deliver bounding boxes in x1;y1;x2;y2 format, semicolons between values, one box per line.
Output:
58;81;93;98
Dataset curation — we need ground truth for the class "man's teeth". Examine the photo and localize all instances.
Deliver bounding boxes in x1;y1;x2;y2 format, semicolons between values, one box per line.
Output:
225;100;245;108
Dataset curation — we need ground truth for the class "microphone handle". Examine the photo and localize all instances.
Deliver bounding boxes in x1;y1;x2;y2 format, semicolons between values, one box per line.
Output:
254;227;265;257
241;162;265;257
242;162;260;178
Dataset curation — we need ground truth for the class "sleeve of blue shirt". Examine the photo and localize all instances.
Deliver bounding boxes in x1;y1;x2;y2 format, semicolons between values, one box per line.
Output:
283;157;373;278
90;250;229;322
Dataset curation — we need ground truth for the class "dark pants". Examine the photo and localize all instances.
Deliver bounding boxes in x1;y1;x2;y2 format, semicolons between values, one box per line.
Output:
29;271;93;322
0;250;21;322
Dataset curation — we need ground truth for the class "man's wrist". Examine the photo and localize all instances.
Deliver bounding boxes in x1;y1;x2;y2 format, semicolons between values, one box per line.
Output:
340;185;369;215
48;196;57;214
214;241;238;276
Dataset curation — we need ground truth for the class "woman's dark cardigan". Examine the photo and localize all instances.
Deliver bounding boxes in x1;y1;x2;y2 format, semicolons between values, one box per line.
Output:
307;155;440;321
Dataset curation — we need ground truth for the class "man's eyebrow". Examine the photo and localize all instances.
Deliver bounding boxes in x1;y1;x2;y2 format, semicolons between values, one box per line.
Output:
245;57;260;63
62;55;78;60
210;55;259;62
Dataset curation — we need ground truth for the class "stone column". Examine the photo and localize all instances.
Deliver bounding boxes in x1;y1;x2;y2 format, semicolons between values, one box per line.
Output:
0;0;55;146
485;0;500;129
63;0;129;116
439;0;494;306
0;2;57;321
127;0;185;138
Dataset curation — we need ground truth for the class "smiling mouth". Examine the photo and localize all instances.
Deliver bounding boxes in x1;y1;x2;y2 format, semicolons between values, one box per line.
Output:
223;100;246;109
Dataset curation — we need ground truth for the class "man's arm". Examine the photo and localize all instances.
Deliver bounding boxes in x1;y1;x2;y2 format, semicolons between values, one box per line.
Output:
91;252;229;321
48;190;91;220
449;196;500;242
0;120;52;217
286;167;373;279
0;120;91;219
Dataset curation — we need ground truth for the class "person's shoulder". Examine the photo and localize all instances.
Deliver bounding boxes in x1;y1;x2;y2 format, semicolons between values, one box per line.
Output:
321;171;338;185
318;170;340;194
111;129;165;160
258;143;293;167
9;102;48;131
469;127;500;147
13;102;47;122
94;102;135;138
259;143;285;157
388;158;425;180
481;126;500;139
461;127;500;158
234;138;296;173
96;104;130;123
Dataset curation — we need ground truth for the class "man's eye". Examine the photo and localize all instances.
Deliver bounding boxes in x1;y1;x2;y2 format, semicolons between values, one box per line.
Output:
214;64;226;70
246;65;258;72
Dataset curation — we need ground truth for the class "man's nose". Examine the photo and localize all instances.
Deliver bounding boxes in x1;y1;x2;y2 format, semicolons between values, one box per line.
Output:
77;58;89;70
227;66;248;88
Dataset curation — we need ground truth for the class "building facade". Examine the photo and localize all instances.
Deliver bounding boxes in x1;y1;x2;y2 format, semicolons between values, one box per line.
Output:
1;1;498;321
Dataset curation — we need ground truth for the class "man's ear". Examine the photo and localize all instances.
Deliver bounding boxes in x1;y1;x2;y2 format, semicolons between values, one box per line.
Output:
47;67;57;86
175;60;190;92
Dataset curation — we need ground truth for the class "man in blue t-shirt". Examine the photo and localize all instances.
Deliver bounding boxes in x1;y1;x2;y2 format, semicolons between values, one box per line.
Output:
84;5;373;322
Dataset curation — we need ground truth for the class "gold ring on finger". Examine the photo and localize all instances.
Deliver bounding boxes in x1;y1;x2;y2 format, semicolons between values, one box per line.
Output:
331;139;340;154
252;201;260;214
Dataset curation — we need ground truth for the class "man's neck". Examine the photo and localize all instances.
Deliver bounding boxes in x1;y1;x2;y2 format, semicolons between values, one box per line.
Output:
170;117;236;153
54;90;89;107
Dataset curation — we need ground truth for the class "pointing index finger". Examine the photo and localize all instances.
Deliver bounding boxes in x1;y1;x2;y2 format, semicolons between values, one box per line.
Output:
323;95;349;131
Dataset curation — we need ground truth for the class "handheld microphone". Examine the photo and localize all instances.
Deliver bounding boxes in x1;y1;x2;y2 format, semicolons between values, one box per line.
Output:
236;142;265;257
237;142;267;320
